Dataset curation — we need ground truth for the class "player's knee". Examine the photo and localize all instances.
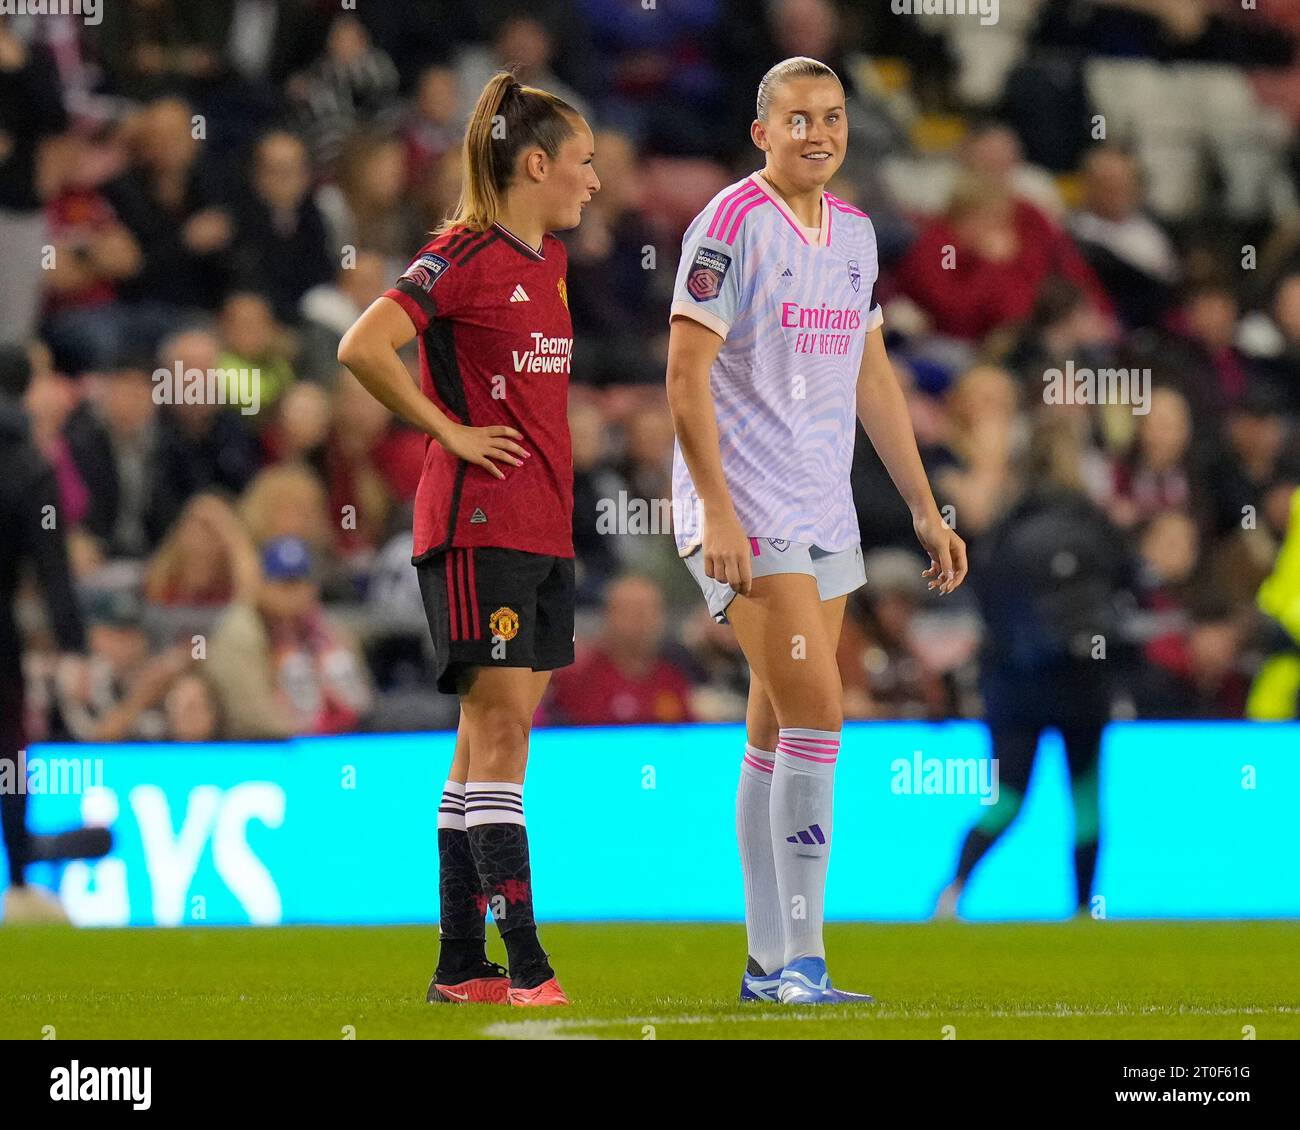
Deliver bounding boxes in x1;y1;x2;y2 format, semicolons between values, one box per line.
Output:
746;681;780;751
773;659;842;730
466;708;530;777
748;720;780;752
772;686;842;734
470;742;527;780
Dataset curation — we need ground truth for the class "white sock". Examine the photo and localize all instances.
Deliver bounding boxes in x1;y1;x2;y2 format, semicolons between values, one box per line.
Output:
770;727;839;964
736;744;784;976
437;780;466;830
463;781;525;827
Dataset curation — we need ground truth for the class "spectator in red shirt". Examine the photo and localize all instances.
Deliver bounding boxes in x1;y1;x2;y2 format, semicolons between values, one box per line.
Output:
401;64;461;193
1136;508;1200;692
41;135;143;368
895;172;1113;342
546;574;694;726
1107;387;1198;532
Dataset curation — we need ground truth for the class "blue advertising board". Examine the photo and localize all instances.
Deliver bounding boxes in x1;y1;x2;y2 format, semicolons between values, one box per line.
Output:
5;722;1297;925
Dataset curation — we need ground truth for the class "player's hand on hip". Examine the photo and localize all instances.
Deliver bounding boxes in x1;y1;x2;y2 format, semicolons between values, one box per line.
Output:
914;508;968;595
703;509;753;596
443;423;530;479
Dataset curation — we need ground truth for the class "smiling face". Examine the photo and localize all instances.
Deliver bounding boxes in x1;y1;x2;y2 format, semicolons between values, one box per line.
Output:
752;75;847;193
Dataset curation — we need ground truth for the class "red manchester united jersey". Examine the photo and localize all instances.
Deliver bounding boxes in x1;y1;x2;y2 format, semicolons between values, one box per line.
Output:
384;222;574;560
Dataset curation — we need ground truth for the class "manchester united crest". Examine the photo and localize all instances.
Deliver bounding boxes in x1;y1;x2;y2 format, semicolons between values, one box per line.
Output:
557;277;568;309
489;606;520;641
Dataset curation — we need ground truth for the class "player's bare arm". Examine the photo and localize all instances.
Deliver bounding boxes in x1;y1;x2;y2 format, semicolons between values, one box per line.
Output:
666;314;753;595
855;325;968;595
338;298;527;480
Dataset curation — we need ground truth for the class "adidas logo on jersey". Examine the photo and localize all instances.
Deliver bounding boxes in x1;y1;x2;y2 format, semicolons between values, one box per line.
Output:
780;267;794;279
470;508;488;524
509;284;530;302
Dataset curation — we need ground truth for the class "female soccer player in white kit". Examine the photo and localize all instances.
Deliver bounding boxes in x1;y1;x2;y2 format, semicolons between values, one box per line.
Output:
666;57;968;1004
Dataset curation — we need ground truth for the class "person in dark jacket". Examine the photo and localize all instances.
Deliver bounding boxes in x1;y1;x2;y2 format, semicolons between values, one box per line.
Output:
101;96;235;320
63;361;189;560
936;415;1140;919
152;329;262;501
227;130;335;325
0;21;68;343
0;345;110;924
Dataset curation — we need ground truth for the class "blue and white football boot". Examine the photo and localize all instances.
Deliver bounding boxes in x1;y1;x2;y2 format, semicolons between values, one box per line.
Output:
739;965;783;1002
777;955;875;1005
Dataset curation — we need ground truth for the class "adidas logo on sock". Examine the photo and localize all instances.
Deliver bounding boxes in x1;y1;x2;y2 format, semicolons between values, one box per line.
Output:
509;284;530;302
786;824;826;845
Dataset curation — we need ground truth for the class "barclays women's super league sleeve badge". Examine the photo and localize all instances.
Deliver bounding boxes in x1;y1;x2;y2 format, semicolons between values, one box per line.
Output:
687;246;732;302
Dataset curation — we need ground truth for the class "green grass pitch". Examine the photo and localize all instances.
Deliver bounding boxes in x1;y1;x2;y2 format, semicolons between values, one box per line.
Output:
2;920;1297;1040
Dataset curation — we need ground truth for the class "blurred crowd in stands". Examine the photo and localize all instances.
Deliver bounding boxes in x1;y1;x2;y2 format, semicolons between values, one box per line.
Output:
1;0;1298;739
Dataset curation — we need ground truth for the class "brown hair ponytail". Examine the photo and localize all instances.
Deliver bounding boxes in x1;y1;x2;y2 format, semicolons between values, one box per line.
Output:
438;69;580;234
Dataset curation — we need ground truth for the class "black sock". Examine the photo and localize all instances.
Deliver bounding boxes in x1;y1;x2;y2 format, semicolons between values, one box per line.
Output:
1074;840;1099;910
955;828;998;884
499;925;549;985
435;783;487;976
436;828;488;970
438;936;491;976
1;686;29;888
465;785;551;986
1;765;29;888
467;823;548;975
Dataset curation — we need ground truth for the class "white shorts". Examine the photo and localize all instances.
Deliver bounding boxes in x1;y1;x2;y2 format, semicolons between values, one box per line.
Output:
683;539;867;624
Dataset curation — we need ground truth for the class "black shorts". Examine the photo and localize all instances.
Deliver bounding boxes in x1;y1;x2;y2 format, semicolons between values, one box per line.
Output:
416;547;575;695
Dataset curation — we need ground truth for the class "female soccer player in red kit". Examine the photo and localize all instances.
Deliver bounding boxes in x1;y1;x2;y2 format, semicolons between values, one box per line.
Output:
338;71;598;1007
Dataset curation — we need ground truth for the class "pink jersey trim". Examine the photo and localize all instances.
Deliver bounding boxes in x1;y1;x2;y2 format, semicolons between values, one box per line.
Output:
826;194;869;218
725;195;770;245
747;172;810;245
708;183;761;240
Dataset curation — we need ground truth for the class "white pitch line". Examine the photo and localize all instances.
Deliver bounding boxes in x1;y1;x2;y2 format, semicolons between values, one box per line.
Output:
483;1004;1300;1040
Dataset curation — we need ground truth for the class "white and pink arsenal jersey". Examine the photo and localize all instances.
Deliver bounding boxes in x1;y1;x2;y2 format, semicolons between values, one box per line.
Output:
669;171;883;556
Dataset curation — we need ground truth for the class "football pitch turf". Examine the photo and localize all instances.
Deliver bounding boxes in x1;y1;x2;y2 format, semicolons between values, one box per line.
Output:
2;920;1297;1040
